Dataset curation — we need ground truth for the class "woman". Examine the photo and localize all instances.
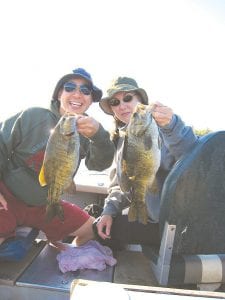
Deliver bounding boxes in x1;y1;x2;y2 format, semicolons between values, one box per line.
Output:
0;68;114;256
95;76;198;248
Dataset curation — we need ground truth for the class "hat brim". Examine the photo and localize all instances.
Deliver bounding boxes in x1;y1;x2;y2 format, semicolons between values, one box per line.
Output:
52;74;102;102
99;88;148;115
92;85;103;102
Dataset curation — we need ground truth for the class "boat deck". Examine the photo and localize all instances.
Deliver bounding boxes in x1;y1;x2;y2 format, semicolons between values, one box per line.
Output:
0;240;153;299
1;167;225;299
1;242;225;300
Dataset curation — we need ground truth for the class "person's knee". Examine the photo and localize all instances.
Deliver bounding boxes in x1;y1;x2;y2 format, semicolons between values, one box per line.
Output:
0;213;17;238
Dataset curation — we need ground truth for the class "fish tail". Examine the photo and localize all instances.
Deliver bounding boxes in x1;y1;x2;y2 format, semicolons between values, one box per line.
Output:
45;203;64;223
128;204;138;222
39;164;48;186
128;202;148;225
137;204;148;225
56;203;64;221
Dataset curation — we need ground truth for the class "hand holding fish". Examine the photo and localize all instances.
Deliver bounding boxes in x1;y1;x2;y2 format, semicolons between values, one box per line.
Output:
150;101;173;127
76;115;100;138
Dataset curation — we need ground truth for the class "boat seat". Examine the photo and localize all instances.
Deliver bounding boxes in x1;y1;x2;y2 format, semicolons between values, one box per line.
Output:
142;131;225;291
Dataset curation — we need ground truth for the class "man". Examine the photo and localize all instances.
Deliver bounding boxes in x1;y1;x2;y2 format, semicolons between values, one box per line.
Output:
0;68;114;259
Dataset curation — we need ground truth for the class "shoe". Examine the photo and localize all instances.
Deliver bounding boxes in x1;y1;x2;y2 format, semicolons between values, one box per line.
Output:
0;238;27;261
0;228;39;262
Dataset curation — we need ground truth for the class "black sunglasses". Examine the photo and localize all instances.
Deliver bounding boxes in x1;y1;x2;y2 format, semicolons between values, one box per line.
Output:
109;94;135;107
63;82;92;96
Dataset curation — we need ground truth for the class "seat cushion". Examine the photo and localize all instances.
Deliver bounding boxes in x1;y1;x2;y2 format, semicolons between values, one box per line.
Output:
159;131;225;255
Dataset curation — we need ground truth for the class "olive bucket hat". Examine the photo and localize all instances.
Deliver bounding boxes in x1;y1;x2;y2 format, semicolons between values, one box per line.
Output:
52;68;102;102
99;76;148;115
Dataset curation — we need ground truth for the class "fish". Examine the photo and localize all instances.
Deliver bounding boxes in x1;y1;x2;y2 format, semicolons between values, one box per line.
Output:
39;114;80;222
119;103;161;224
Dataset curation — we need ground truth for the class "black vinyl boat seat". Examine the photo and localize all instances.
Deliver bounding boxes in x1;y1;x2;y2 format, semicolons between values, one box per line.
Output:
142;131;225;291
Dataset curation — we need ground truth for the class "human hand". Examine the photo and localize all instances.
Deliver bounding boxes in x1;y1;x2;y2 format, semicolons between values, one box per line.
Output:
96;215;113;240
76;115;100;138
0;193;8;210
150;101;174;127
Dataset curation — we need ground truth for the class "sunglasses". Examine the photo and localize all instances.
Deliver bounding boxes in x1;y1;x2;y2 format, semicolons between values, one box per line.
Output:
109;94;135;107
63;82;92;96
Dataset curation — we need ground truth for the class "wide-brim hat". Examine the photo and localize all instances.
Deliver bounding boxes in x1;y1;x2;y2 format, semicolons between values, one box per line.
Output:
52;68;102;102
99;76;148;115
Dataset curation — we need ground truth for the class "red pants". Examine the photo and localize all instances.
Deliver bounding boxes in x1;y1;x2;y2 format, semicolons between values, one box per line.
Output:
0;182;90;242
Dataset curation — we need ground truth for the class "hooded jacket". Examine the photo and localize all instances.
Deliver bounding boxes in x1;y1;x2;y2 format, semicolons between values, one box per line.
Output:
0;100;114;206
102;115;198;223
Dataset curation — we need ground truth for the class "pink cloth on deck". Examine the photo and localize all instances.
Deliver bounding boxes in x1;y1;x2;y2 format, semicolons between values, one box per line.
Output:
56;240;117;273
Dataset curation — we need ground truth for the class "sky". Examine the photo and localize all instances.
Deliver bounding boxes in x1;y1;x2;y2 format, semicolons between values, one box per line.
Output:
0;0;225;131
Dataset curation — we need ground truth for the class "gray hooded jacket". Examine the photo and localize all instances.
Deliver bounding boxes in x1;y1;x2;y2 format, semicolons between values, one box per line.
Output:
0;100;114;206
102;115;198;223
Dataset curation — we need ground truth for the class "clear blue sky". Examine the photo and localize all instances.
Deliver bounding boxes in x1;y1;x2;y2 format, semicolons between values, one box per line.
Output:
0;0;224;131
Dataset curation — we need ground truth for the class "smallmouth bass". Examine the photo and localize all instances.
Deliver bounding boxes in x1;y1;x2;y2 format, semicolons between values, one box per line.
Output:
119;103;161;224
39;114;80;222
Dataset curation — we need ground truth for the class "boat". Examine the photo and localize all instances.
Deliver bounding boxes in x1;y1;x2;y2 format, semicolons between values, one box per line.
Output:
1;131;225;299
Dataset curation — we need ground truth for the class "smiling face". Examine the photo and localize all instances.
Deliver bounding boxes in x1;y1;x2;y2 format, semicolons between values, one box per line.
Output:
58;77;93;115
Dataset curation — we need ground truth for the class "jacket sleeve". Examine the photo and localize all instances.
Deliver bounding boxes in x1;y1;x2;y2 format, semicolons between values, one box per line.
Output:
84;124;115;171
0;112;23;180
159;115;198;170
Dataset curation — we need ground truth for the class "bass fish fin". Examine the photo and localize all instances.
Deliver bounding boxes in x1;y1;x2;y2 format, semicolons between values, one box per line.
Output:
64;181;76;194
128;204;138;223
39;165;47;186
149;177;159;194
138;204;148;225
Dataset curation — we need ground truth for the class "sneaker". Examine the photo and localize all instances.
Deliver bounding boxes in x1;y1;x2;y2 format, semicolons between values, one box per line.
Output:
0;238;28;262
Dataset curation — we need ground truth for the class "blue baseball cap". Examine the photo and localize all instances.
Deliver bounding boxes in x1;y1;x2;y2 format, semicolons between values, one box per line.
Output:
52;68;102;102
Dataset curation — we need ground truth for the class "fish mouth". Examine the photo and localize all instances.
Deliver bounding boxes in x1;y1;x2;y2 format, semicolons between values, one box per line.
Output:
65;132;75;136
